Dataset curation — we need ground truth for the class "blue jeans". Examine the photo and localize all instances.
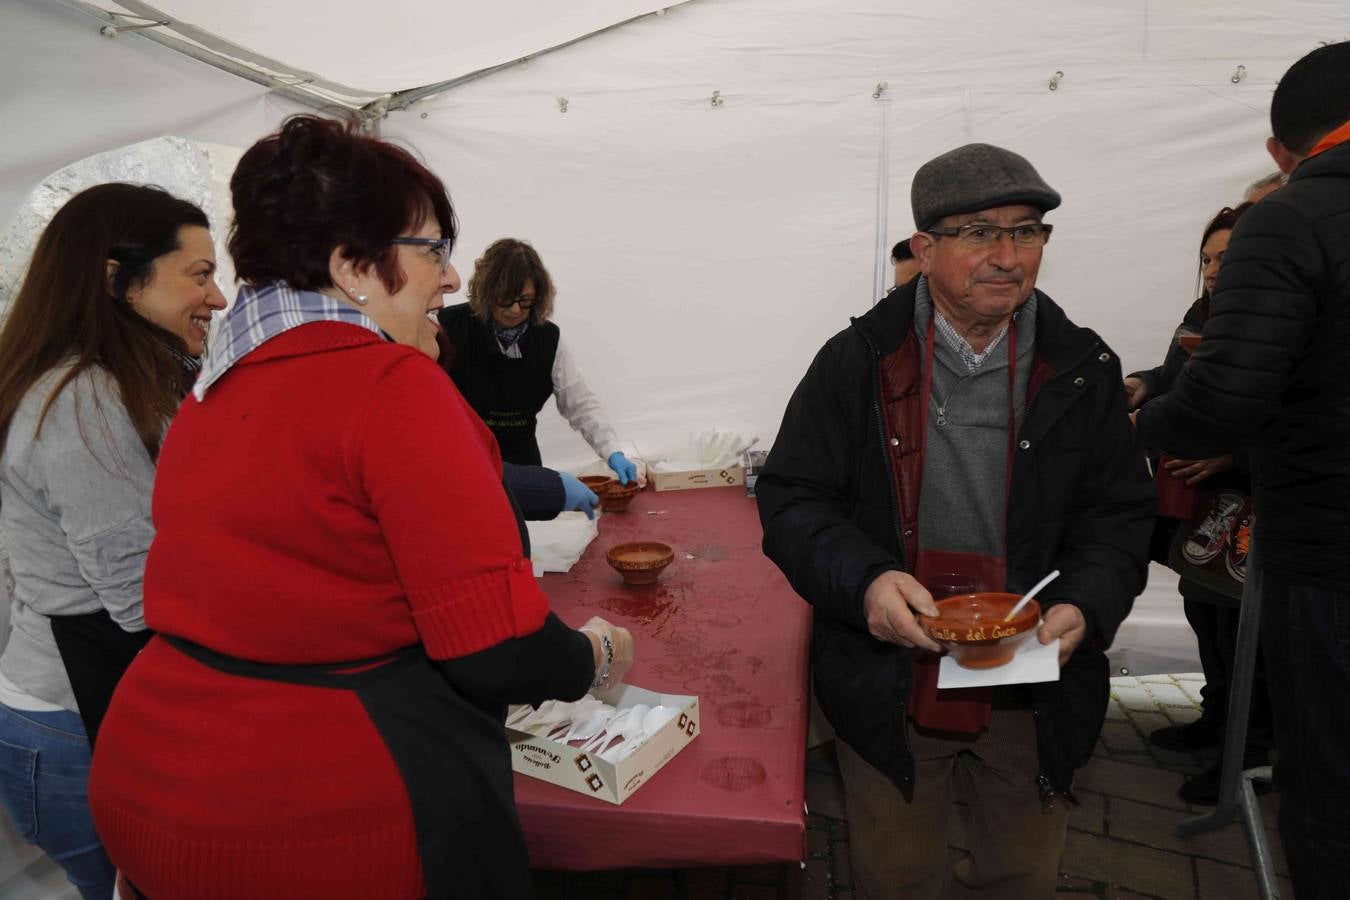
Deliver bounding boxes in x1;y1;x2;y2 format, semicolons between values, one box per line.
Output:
0;702;116;900
1261;570;1350;900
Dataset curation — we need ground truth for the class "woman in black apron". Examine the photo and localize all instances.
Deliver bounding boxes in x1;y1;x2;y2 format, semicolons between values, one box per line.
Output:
89;116;634;900
438;238;639;484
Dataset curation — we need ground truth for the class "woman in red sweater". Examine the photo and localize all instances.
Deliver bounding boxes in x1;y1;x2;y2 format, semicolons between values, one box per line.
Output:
89;116;633;900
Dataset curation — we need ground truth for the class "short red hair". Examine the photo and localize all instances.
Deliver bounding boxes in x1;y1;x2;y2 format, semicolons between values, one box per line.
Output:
229;115;456;293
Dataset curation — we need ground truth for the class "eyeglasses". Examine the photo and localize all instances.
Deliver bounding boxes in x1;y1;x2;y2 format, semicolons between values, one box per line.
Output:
493;294;537;311
925;222;1053;248
391;236;453;272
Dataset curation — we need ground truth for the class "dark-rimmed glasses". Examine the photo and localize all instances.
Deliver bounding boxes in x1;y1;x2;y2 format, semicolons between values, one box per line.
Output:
493;294;537;311
391;237;453;272
926;223;1053;248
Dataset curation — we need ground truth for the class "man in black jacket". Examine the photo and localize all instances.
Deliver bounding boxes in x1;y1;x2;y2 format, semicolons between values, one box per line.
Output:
1135;42;1350;898
758;144;1153;898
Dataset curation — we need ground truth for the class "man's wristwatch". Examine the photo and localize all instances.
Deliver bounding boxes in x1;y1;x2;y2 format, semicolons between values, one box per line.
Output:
591;632;614;689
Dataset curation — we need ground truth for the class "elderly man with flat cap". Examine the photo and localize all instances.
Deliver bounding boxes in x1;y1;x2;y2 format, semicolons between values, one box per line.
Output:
758;144;1153;898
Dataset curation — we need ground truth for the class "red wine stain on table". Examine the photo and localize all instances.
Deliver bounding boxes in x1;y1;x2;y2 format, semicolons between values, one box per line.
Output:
700;756;767;791
715;700;773;728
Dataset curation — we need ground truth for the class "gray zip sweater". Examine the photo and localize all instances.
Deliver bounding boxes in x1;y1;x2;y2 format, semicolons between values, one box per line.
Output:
0;364;154;711
914;278;1036;560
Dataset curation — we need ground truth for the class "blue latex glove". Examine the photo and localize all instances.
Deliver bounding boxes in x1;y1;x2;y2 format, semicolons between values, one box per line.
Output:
607;451;638;485
559;471;599;519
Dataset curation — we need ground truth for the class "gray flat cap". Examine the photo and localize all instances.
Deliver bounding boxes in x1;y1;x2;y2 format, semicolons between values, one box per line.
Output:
911;143;1061;231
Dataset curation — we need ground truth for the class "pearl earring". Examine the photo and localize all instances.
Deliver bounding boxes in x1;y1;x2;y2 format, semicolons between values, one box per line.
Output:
346;286;368;306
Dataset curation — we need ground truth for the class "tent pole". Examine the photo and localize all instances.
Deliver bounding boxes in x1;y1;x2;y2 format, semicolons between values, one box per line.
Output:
54;0;384;114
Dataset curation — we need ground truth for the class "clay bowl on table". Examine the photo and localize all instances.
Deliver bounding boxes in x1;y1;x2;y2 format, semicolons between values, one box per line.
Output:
919;593;1040;670
1177;334;1202;354
606;541;674;587
580;474;618;497
600;480;642;512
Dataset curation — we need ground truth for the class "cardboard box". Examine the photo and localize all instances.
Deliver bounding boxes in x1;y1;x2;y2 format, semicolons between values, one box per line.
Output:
650;465;745;492
507;685;700;805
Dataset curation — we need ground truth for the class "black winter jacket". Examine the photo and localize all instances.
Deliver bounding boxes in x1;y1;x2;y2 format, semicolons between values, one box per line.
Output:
757;282;1153;796
1136;142;1350;588
1129;297;1208;403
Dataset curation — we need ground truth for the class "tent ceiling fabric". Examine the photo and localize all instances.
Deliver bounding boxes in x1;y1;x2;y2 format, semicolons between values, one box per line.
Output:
94;0;687;100
6;0;1350;473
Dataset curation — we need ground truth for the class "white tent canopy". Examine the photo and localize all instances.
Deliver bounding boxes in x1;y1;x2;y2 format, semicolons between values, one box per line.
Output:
4;0;1350;471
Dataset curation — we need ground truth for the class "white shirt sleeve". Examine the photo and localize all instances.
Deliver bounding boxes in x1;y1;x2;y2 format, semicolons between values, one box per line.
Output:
551;336;622;460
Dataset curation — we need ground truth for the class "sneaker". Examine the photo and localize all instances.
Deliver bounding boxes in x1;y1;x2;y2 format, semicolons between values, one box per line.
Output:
1226;514;1252;583
1183;491;1244;565
1149;718;1223;752
1177;750;1272;805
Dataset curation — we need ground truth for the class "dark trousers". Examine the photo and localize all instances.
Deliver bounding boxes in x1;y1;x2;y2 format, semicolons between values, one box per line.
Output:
1181;580;1273;750
1261;569;1350;899
837;710;1067;899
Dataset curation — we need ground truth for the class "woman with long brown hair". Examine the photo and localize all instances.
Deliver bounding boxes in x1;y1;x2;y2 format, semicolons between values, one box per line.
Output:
0;182;225;899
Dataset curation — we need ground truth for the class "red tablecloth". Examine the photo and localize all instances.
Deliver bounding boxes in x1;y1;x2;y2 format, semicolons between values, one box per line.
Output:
516;485;811;870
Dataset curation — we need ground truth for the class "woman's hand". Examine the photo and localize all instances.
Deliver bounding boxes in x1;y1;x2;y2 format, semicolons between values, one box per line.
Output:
579;617;635;688
1164;454;1234;486
607;451;638;485
1123;376;1148;410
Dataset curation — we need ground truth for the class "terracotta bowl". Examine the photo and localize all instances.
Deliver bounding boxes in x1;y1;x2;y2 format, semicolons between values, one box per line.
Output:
1177;334;1202;354
580;475;618;497
600;480;641;512
606;541;674;586
919;593;1040;670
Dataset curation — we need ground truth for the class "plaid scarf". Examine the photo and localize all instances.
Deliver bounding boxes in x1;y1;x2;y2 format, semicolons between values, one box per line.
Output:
494;318;529;356
194;281;383;401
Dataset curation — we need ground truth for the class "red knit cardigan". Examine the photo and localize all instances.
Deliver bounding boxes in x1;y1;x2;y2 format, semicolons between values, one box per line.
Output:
90;324;550;899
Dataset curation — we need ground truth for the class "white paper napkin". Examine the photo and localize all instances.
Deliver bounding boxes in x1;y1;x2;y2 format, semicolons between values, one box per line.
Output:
936;636;1060;689
526;512;598;576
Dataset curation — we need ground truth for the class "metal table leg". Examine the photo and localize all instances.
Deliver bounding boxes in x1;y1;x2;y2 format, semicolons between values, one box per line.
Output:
1176;532;1279;898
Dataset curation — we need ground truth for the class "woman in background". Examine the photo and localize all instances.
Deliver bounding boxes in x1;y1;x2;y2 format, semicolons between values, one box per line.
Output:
90;116;633;900
0;182;225;899
438;238;639;483
1126;203;1272;804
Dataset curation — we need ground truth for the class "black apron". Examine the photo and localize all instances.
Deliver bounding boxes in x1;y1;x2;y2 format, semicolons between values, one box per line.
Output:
438;303;559;467
159;634;533;900
49;610;152;747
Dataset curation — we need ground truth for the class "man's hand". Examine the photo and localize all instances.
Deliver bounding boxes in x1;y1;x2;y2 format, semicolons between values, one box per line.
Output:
1163;454;1234;486
1122;376;1148;410
863;570;942;652
1038;604;1087;666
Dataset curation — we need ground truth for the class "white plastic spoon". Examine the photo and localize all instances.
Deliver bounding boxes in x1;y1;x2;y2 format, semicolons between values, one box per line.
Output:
598;704;656;761
513;700;574;734
1003;569;1061;622
538;697;606;737
615;705;681;761
584;704;651;757
558;706;616;745
544;698;609;739
506;701;550;729
579;706;636;754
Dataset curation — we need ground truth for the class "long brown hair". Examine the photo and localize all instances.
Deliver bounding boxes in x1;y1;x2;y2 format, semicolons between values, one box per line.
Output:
0;183;207;459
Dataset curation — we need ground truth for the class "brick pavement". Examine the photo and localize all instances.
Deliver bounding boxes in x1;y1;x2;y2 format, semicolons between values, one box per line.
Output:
531;674;1290;899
